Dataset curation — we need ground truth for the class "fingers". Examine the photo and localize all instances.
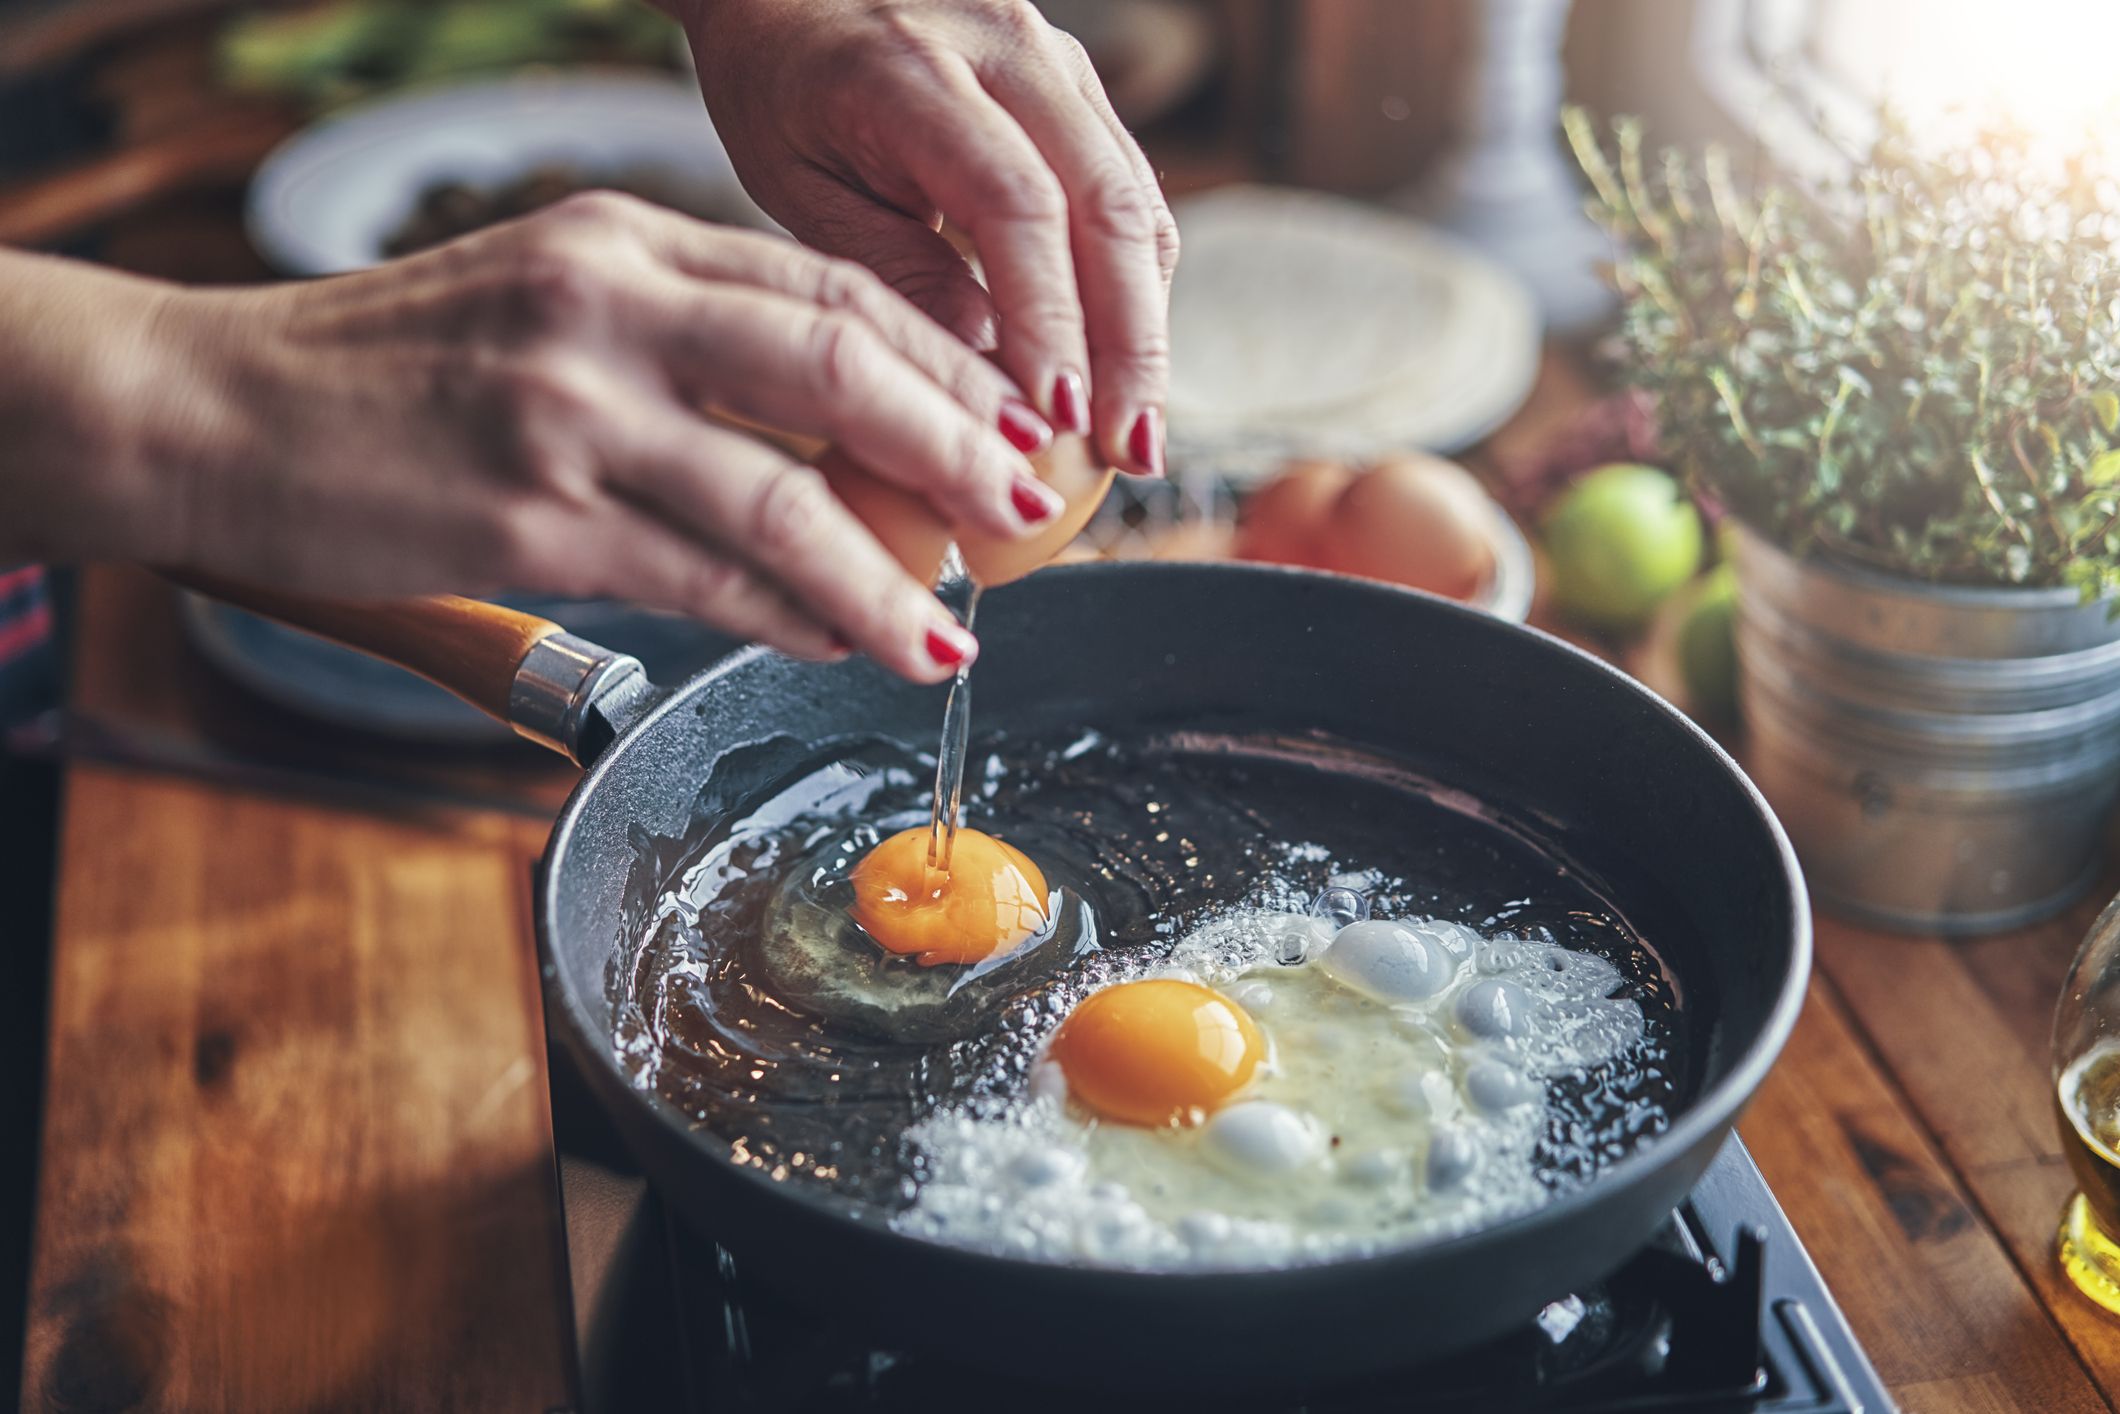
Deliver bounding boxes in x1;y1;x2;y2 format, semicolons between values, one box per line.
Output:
615;416;978;684
503;497;846;662
626;202;1015;423
864;47;1093;443
980;26;1176;476
639;276;1065;539
758;167;1001;352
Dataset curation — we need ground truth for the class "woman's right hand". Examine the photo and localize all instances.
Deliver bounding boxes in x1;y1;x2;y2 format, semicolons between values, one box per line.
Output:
4;192;1064;681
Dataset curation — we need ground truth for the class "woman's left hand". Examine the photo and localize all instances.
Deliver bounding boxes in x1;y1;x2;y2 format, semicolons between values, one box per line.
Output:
671;0;1178;477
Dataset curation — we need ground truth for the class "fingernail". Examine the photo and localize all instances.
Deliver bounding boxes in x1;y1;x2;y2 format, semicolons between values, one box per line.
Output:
998;398;1052;454
925;623;978;670
1011;473;1064;525
1051;370;1090;436
1127;407;1166;477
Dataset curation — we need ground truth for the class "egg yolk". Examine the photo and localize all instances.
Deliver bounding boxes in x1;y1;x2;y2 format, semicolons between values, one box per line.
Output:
1047;979;1264;1127
848;827;1050;967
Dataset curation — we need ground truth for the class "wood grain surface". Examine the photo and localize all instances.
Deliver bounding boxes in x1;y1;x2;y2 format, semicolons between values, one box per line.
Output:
20;767;571;1412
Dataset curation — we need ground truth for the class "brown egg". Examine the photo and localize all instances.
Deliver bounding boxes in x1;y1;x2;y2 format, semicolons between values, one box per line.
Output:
815;434;1114;589
1232;459;1355;567
959;434;1114;586
1146;521;1238;562
1316;453;1495;601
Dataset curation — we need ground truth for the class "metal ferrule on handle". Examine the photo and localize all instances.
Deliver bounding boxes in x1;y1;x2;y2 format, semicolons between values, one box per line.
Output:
508;633;653;766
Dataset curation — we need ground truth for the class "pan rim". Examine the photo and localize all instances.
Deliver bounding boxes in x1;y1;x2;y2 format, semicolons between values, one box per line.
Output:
537;559;1813;1285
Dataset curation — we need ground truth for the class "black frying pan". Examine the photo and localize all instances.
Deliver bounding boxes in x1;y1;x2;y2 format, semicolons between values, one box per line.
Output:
190;562;1809;1389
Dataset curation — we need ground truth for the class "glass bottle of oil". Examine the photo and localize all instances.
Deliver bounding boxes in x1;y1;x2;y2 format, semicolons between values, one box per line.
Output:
2053;893;2120;1313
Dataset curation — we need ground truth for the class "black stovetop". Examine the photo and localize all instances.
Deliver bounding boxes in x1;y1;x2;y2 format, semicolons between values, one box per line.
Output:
551;1073;1891;1414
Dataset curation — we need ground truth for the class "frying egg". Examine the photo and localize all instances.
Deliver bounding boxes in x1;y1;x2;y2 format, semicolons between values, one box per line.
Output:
849;826;1049;967
1047;978;1265;1126
893;902;1651;1269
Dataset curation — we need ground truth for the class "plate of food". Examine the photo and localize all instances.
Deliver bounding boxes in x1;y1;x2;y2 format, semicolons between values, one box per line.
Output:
1164;186;1541;476
246;70;773;275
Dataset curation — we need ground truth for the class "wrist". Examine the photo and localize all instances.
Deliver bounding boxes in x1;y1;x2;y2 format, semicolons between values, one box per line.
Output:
0;251;239;568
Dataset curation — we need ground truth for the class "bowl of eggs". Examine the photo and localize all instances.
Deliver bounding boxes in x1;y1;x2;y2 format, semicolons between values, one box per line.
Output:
1231;453;1536;623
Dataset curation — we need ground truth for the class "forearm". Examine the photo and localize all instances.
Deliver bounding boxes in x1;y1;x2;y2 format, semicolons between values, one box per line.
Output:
0;248;204;565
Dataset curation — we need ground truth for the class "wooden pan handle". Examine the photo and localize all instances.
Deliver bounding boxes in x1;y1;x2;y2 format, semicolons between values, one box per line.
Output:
168;572;565;724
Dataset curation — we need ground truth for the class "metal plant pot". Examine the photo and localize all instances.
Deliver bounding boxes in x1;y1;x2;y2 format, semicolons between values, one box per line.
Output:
1733;523;2120;935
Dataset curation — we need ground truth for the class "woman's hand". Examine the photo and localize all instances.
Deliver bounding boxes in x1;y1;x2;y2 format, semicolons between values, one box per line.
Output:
0;194;1069;681
676;0;1179;476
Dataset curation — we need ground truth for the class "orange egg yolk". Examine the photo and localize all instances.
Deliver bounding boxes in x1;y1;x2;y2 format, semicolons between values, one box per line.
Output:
848;827;1050;967
1047;979;1265;1127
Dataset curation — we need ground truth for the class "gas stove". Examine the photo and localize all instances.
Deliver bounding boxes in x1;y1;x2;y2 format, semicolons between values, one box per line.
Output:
551;1073;1890;1413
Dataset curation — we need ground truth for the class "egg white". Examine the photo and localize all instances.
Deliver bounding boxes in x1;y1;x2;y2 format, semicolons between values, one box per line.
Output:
893;909;1648;1269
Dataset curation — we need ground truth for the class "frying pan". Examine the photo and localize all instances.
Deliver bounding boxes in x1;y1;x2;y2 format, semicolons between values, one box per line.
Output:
189;562;1809;1388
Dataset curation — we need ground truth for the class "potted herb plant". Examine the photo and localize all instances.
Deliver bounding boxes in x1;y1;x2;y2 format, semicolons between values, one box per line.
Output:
1565;110;2120;934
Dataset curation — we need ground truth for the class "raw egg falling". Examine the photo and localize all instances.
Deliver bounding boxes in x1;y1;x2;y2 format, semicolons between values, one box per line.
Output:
821;430;1114;975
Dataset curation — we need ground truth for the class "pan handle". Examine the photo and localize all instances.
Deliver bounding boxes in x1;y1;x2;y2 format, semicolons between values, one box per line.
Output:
168;573;659;767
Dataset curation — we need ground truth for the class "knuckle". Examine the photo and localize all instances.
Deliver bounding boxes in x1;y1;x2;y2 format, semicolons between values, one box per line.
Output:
869;6;955;73
503;352;595;421
1110;323;1173;378
1153;206;1182;272
503;239;606;333
810;255;885;315
1079;174;1159;243
543;188;647;231
746;464;835;558
984;0;1046;42
971;162;1067;225
1049;28;1095;77
806;311;881;404
940;416;996;496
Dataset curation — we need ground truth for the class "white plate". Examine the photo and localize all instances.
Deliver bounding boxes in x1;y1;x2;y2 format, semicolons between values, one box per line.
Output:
247;71;770;276
1166;186;1541;479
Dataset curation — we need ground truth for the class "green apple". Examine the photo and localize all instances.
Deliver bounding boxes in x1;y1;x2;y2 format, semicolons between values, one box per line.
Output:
1677;562;1739;720
1542;464;1705;632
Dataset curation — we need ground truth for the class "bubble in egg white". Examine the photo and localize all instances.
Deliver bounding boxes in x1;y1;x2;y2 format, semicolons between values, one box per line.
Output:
1457;978;1532;1040
1311;884;1369;930
1427;1126;1478;1190
1316;919;1458;1002
1464;1059;1539;1113
1226;978;1275;1011
1417;919;1479;963
1005;1146;1084;1188
1202;1101;1327;1175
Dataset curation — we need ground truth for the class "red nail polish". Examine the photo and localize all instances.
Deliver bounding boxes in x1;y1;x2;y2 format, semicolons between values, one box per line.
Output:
1128;408;1165;476
1011;476;1060;523
925;626;974;669
1051;370;1089;435
998;399;1052;454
